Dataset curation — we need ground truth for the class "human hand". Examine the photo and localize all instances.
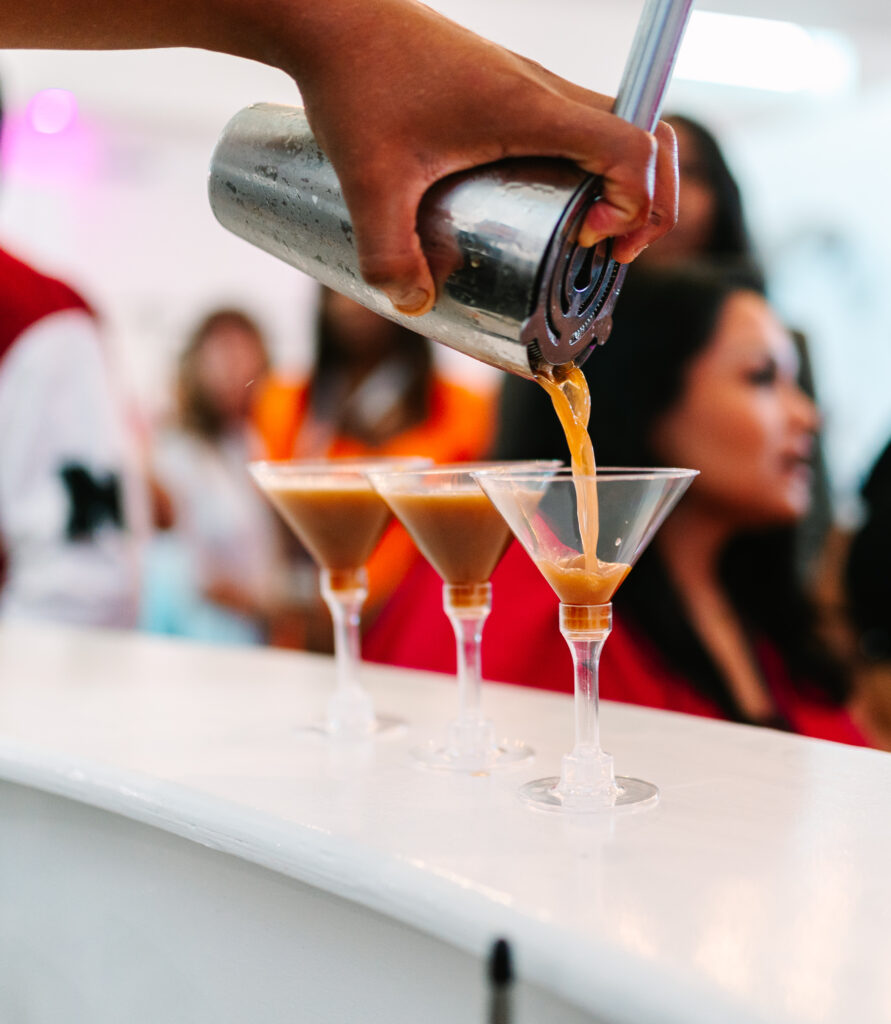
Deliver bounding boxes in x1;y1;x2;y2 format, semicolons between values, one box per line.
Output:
3;0;676;316
204;578;259;618
3;0;677;315
269;0;678;315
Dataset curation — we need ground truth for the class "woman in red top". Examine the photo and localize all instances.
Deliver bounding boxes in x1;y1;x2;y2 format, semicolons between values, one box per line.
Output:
365;265;868;746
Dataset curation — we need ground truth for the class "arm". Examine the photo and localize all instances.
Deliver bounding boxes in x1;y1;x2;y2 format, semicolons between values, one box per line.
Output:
4;0;678;313
0;311;143;626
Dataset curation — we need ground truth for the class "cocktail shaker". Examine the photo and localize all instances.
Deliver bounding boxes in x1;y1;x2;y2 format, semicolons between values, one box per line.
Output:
208;0;692;379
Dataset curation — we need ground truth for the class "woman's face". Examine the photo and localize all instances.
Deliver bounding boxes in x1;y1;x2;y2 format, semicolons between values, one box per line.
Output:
194;323;267;423
650;291;820;526
324;290;398;361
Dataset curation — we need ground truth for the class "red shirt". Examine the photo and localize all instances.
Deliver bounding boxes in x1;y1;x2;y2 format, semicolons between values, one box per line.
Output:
0;246;91;359
364;540;869;747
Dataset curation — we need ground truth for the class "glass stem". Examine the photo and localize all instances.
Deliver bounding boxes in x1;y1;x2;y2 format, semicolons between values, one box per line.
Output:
444;582;492;724
559;603;612;758
320;568;373;731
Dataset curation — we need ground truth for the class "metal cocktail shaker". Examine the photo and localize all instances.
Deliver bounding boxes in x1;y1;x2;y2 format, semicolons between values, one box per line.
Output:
208;0;692;379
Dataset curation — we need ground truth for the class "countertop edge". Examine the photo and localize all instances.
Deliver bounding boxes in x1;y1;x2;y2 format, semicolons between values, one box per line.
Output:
1;734;774;1024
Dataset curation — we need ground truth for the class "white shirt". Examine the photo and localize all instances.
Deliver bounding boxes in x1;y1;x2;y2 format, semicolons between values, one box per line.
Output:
0;308;145;627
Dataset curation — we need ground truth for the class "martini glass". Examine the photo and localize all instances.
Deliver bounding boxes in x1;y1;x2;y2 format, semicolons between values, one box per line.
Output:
368;462;559;771
249;457;430;738
476;467;697;811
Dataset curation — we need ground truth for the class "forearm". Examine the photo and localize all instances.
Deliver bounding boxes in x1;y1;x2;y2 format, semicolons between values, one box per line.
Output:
0;0;405;80
2;0;295;67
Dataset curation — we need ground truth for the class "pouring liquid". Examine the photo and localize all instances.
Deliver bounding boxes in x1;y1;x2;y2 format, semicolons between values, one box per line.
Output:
535;363;629;604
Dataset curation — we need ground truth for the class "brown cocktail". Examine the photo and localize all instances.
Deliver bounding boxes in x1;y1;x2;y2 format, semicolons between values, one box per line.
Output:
260;477;393;592
380;488;512;594
250;457;430;737
369;462;556;771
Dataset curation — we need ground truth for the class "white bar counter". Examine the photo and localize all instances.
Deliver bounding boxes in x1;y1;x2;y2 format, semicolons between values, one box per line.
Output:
1;621;890;1024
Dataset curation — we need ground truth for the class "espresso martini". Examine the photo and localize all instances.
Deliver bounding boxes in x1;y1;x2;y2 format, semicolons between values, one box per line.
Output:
262;478;392;581
249;458;430;737
368;464;537;770
475;353;698;811
381;487;511;589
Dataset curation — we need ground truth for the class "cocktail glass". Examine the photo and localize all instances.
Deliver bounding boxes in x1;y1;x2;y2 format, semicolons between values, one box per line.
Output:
368;463;559;771
249;457;430;738
476;467;697;811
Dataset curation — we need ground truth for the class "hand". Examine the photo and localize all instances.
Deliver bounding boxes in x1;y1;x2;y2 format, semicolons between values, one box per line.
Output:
3;0;678;314
203;578;259;618
273;1;679;315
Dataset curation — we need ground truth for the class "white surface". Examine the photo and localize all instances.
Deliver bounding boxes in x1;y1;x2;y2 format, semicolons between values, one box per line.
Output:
2;782;595;1024
1;622;890;1023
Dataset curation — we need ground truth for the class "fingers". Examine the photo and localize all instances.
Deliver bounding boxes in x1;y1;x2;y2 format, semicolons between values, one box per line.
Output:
332;50;678;304
507;100;660;246
611;120;679;263
341;159;436;317
517;67;679;256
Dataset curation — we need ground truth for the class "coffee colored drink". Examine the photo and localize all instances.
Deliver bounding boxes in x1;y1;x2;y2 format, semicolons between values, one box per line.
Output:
536;555;630;606
536;362;630;604
263;479;392;571
383;487;511;585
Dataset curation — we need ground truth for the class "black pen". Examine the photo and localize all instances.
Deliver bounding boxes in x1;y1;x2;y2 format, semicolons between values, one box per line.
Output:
488;938;514;1024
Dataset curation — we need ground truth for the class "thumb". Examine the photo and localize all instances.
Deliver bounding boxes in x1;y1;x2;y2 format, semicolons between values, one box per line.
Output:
342;166;436;317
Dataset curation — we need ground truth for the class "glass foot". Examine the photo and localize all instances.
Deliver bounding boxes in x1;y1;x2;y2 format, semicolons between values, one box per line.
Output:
519;775;659;813
299;713;407;739
412;718;533;771
412;738;533;772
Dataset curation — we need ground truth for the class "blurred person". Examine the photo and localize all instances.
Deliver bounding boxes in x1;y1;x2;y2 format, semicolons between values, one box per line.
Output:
143;309;284;644
0;80;143;627
254;288;494;632
846;440;891;666
845;439;891;747
3;0;678;312
812;439;891;748
256;288;493;461
638;113;758;272
367;266;867;745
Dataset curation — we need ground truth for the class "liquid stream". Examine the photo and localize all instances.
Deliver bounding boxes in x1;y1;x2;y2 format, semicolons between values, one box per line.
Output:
535;363;629;605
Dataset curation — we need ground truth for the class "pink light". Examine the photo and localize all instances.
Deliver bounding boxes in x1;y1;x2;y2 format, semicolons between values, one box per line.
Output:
2;103;99;185
27;89;79;135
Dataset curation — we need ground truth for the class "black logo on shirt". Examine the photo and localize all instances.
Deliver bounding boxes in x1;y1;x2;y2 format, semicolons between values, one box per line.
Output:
60;463;124;540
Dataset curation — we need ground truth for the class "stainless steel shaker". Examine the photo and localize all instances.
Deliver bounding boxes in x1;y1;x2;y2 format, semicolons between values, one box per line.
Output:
208;0;692;379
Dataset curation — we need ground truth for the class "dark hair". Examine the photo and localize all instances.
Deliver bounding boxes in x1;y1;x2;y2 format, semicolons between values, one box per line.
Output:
178;308;268;440
846;439;891;660
665;113;760;274
308;288;433;444
497;264;847;719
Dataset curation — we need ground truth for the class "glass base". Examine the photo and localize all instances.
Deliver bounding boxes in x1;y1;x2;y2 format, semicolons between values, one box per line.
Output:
299;713;406;739
519;775;659;813
412;737;533;772
411;718;532;772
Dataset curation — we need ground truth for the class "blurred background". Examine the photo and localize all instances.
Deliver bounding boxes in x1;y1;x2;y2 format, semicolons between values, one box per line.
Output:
1;0;889;510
